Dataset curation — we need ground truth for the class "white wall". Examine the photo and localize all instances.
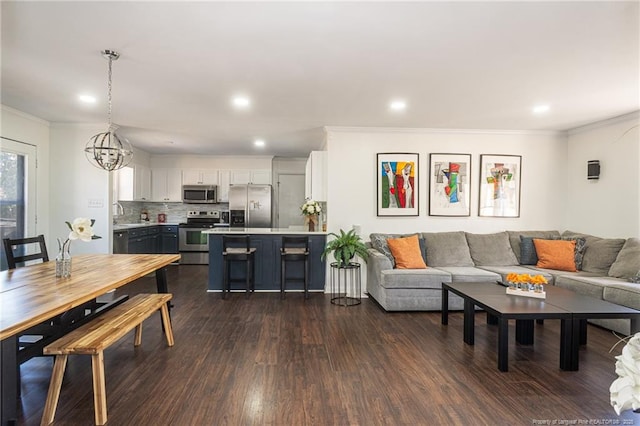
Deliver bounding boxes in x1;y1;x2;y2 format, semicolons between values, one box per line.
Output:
325;127;568;239
0;105;51;241
49;123;111;254
566;112;640;238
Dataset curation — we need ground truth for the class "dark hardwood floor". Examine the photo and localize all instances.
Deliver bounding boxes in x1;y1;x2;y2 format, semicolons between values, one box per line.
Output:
16;265;639;425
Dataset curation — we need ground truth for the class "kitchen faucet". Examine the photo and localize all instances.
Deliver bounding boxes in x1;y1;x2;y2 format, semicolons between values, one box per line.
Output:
113;202;125;224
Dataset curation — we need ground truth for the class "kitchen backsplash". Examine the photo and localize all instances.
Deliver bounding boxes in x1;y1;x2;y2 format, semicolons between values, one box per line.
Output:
115;201;230;224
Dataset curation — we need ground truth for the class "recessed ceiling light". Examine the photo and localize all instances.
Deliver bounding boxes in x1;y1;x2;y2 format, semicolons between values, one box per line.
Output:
532;104;550;114
232;96;251;108
254;139;265;147
78;94;96;104
390;100;407;111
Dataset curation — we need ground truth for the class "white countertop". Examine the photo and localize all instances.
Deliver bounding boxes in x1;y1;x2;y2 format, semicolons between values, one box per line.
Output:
113;223;180;231
203;227;327;235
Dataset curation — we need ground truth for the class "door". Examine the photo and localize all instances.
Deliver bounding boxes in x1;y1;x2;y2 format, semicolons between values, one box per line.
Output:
0;138;37;270
277;174;305;229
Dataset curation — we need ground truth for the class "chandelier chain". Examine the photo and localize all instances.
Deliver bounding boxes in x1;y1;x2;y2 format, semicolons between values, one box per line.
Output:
107;55;113;127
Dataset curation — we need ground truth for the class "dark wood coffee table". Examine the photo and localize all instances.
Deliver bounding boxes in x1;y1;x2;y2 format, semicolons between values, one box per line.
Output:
441;281;640;372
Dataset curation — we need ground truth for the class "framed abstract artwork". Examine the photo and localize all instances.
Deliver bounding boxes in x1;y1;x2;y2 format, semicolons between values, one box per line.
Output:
376;153;419;216
478;154;522;217
429;153;471;216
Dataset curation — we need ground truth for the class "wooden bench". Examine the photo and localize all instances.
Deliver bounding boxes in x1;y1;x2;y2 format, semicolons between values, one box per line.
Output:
40;293;175;426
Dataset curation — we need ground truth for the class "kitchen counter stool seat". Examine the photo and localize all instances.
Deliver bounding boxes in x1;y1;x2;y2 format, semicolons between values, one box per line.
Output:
222;235;256;299
280;236;310;299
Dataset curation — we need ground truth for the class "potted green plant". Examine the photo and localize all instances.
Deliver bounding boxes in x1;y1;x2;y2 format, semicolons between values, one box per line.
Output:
321;228;369;268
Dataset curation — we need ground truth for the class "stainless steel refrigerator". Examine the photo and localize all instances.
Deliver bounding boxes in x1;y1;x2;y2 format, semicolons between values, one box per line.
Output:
229;184;272;228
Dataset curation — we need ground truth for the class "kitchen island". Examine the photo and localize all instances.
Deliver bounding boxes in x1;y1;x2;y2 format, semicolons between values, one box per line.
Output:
204;228;327;293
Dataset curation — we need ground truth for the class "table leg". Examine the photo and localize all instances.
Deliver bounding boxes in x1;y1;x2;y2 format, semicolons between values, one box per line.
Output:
1;336;18;425
486;312;498;325
498;317;509;372
579;319;587;345
441;287;449;325
463;299;474;345
515;320;534;345
560;318;580;371
155;266;172;311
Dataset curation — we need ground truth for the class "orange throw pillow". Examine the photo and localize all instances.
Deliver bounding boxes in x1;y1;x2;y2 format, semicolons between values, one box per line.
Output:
386;235;427;269
533;239;577;272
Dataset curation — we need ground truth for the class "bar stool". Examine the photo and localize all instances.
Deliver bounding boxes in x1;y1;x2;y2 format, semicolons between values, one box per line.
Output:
280;236;310;299
222;235;256;299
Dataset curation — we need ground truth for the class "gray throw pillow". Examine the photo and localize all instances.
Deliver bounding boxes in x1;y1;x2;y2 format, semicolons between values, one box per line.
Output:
465;232;518;266
422;231;474;267
608;238;640;280
520;236;538;265
562;236;587;270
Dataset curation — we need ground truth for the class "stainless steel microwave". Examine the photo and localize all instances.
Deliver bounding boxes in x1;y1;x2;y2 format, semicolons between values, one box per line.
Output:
182;185;218;204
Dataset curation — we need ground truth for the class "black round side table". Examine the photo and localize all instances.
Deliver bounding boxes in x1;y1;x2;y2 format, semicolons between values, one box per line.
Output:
330;262;361;306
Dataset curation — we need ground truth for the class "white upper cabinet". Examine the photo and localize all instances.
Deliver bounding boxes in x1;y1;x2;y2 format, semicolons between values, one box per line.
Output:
182;169;219;185
218;170;231;202
151;168;182;202
230;169;271;185
134;165;151;201
116;164;151;201
305;151;327;201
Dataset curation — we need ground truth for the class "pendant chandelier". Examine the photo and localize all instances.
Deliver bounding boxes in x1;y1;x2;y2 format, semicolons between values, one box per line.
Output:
84;49;133;171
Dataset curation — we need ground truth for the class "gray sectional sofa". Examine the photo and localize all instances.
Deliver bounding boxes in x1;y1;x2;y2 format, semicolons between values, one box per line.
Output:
366;230;640;335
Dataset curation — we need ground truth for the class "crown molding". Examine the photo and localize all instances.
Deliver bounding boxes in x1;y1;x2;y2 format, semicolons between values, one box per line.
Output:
568;111;640;136
324;126;565;137
1;105;50;126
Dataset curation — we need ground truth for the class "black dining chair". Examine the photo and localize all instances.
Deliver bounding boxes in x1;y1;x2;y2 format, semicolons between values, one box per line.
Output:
280;236;310;299
222;235;256;299
3;235;96;363
3;235;49;269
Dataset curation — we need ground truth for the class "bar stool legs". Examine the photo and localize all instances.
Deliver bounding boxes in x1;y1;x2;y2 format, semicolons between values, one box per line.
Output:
222;235;256;299
280;236;310;299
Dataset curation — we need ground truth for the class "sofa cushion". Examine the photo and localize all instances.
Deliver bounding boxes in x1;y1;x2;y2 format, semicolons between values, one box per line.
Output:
583;238;626;275
556;275;630;300
379;268;451;289
562;230;626;274
433;266;501;282
603;281;640;311
507;230;561;264
608;238;640;280
465;232;518;266
478;265;554;285
387;235;427;269
370;233;426;267
422;231;474;267
533;239;577;272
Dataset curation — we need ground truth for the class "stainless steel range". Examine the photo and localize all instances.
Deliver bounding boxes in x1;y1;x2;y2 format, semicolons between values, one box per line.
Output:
179;211;229;264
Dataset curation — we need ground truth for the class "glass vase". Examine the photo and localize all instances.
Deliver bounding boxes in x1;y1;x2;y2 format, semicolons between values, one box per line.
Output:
56;238;72;278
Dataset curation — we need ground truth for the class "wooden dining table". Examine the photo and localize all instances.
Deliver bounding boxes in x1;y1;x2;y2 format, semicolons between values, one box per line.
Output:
0;253;180;426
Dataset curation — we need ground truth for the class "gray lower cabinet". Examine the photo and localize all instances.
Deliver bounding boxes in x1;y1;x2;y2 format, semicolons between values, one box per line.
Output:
115;225;176;254
161;225;179;254
208;234;326;291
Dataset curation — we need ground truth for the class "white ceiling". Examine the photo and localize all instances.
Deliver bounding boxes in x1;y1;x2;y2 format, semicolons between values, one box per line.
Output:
1;1;638;158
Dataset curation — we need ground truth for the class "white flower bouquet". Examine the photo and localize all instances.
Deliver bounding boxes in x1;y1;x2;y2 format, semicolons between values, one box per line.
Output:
56;218;101;278
300;200;322;231
301;199;322;216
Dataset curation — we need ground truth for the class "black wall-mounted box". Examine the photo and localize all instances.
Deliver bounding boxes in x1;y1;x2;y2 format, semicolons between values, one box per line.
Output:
587;160;600;180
